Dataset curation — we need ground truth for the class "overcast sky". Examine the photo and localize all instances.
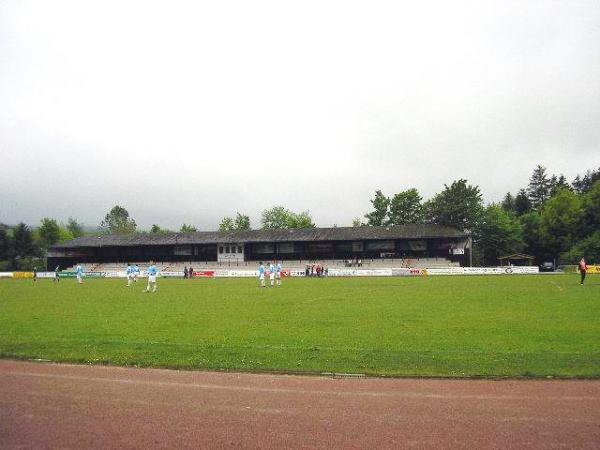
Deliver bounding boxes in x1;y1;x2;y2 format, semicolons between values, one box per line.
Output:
1;0;599;230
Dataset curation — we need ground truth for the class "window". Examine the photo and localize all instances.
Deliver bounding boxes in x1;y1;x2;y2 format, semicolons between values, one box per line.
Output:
225;246;230;254
237;246;242;253
219;246;223;254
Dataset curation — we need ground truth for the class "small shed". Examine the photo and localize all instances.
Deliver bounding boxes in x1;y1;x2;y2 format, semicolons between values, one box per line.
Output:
498;253;535;266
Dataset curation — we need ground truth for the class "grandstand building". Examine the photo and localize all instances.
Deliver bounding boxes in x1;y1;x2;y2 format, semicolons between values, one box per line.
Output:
48;225;471;269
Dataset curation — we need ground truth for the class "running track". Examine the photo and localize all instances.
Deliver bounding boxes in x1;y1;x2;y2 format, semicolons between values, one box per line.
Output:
1;360;599;449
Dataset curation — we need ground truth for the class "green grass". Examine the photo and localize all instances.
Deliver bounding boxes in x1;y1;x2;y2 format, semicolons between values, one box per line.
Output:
1;275;599;378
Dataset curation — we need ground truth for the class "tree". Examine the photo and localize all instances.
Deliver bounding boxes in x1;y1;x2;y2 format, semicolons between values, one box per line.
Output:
100;205;137;234
527;165;552;209
520;212;547;262
219;217;235;231
572;168;600;194
364;190;390;226
549;174;571;197
180;224;197;233
0;224;11;261
352;217;363;227
475;205;524;266
58;226;74;243
261;207;316;229
501;192;515;213
39;218;60;249
66;217;84;238
234;213;251;230
288;211;315;228
150;224;163;234
261;207;291;229
13;223;36;259
423;179;484;232
388;189;423;225
580;180;600;237
539;189;584;259
561;231;600;264
514;189;532;216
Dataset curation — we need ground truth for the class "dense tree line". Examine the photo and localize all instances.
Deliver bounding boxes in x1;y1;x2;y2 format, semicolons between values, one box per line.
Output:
362;166;600;265
0;218;84;270
3;166;597;269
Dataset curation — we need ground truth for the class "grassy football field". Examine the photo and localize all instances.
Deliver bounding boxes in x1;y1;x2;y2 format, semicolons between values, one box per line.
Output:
0;274;598;378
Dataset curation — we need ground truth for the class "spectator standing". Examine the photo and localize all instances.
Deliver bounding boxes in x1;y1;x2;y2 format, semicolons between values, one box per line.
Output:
579;258;588;285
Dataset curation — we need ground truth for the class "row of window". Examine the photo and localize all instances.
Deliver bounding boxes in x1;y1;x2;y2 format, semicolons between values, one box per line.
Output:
219;245;243;254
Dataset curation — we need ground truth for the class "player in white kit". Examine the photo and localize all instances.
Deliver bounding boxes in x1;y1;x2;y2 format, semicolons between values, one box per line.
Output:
268;262;275;287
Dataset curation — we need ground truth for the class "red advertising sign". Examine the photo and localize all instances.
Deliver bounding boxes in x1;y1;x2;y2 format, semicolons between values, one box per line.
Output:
191;271;215;278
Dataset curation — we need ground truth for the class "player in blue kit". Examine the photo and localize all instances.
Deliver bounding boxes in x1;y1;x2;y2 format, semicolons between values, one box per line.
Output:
144;261;159;293
258;262;266;287
275;261;282;287
133;264;140;282
126;263;134;286
76;264;84;284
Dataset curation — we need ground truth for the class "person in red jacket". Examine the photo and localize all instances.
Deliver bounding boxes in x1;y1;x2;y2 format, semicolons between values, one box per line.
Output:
579;258;588;285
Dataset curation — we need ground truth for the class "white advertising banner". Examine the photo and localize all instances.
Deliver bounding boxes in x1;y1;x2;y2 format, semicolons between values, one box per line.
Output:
328;268;393;277
426;267;465;276
0;272;14;278
104;271;127;278
214;270;258;278
504;266;539;274
161;271;184;278
392;268;428;276
429;266;539;276
36;272;56;278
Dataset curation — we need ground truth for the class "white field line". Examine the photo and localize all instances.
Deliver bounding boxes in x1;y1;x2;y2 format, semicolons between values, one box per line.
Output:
3;370;599;402
550;280;564;291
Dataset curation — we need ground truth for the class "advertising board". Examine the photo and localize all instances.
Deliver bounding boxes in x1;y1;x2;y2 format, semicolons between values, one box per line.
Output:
36;272;56;278
586;265;600;274
58;271;106;278
426;267;465;276
13;272;34;279
328;269;393;277
191;271;215;278
391;268;427;276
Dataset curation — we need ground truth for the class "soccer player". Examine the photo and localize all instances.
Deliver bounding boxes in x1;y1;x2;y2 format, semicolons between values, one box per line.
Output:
145;261;158;293
126;263;134;287
579;257;588;285
268;261;275;287
54;265;60;282
275;260;282;286
32;267;37;284
258;261;266;287
76;264;84;284
134;264;140;282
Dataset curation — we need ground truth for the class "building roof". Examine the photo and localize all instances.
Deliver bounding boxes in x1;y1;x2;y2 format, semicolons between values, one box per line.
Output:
52;225;468;249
